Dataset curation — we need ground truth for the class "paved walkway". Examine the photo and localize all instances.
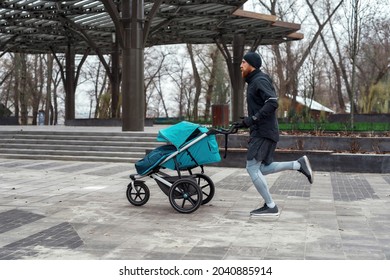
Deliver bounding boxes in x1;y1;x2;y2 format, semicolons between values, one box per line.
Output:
1;155;389;260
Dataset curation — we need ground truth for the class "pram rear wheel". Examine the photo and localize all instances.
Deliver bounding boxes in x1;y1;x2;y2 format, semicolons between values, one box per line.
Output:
169;178;203;214
126;181;150;206
194;173;215;205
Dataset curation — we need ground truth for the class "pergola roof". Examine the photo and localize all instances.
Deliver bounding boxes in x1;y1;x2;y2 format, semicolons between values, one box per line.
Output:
0;0;303;55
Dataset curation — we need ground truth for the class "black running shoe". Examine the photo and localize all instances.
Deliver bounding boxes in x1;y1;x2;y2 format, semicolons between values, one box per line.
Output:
250;203;279;216
298;155;313;184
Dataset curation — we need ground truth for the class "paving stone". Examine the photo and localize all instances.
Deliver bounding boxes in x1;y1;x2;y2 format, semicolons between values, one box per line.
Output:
331;173;379;201
54;163;104;173
383;174;390;185
85;164;132;176
0;222;83;259
0;209;45;234
216;174;252;191
271;171;311;198
24;161;69;170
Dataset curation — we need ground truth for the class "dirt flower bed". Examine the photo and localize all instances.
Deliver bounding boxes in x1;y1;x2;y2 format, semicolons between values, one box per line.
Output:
225;130;390;155
279;130;390;138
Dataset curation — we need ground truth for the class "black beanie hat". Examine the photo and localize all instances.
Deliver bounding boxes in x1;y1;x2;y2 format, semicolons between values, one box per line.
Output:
243;52;262;69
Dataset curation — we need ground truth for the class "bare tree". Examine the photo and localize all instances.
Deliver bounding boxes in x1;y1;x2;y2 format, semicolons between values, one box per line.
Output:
346;0;364;127
318;15;346;112
28;54;45;125
324;0;385;121
13;54;20;123
302;43;322;119
187;44;202;121
44;54;53;125
150;74;169;118
357;18;390;113
51;63;63;125
255;0;343;120
84;59;109;118
166;54;193;118
202;46;219;121
0;55;14;113
196;45;230;121
144;47;171;118
19;54;28;125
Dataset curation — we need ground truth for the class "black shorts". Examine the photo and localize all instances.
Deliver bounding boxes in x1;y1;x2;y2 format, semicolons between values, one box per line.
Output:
246;137;277;165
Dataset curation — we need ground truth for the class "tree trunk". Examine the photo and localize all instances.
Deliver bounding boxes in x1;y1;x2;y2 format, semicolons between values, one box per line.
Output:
20;54;28;125
45;54;53;125
204;47;219;120
187;44;201;121
13;54;20;123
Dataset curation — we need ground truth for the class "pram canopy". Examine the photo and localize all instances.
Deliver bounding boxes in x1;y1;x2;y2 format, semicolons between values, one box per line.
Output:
135;121;221;175
157;121;207;148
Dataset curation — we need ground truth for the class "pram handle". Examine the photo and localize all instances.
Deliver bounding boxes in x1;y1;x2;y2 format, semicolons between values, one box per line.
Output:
206;124;239;136
207;124;239;158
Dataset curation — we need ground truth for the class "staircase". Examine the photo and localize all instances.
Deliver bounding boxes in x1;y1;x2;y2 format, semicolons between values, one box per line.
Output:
0;129;161;163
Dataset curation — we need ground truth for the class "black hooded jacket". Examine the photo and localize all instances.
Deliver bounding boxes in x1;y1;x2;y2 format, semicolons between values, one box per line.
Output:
243;69;279;143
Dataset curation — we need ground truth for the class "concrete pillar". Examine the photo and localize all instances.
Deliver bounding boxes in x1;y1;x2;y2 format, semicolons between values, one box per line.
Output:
121;0;144;131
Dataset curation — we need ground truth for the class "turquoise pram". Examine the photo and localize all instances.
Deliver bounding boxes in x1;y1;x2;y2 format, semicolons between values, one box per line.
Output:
126;121;237;214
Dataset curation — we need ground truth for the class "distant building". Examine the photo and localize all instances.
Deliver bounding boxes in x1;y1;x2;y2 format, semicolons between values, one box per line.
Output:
279;95;335;120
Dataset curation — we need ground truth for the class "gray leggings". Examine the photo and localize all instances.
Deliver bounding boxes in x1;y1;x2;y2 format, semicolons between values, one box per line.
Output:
246;159;296;205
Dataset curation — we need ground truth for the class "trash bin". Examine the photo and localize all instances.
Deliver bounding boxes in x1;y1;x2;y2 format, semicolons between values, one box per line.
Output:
212;104;229;127
38;110;45;125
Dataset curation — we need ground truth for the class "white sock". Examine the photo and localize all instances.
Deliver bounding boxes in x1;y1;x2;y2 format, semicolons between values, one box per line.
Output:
293;161;301;170
267;202;276;208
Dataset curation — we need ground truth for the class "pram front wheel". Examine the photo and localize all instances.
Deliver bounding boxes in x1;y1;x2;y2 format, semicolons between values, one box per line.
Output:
194;173;215;205
126;181;150;206
169;178;203;214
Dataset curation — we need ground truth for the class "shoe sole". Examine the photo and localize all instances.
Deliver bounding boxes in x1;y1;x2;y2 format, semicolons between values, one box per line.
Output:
250;212;280;217
303;155;313;184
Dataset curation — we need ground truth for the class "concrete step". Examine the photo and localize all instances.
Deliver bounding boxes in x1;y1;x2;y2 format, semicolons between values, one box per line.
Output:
0;134;158;143
0;140;161;149
0;153;138;163
0;143;154;152
0;130;157;137
0;129;161;163
0;148;145;157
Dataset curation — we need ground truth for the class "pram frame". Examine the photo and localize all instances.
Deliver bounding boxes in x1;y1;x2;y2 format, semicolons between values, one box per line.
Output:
127;124;238;214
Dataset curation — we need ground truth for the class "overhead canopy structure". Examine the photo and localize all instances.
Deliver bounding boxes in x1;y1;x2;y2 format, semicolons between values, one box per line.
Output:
0;0;303;131
0;0;302;54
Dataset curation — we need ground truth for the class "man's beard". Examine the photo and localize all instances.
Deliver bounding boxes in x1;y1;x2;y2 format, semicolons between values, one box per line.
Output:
241;69;249;78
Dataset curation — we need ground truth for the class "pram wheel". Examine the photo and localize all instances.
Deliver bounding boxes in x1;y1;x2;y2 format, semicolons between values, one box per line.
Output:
169;178;203;214
126;181;150;206
194;173;215;205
